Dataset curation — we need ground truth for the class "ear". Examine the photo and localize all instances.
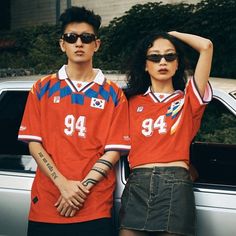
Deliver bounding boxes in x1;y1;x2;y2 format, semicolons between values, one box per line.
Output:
59;39;66;52
145;62;148;72
94;39;101;52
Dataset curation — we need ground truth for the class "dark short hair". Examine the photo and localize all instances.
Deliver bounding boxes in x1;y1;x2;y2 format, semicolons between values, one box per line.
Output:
59;6;101;35
124;31;188;98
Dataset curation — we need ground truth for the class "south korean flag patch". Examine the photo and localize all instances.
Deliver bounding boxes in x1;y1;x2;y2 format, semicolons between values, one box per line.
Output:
91;97;105;109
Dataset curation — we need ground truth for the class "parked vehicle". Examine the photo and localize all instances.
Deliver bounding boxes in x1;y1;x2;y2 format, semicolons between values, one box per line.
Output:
0;76;236;236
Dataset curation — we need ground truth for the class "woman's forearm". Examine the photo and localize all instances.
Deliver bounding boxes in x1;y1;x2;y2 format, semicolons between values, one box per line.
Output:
168;31;213;97
168;31;213;53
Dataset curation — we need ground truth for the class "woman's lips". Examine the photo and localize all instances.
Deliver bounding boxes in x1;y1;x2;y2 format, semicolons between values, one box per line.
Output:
158;68;168;73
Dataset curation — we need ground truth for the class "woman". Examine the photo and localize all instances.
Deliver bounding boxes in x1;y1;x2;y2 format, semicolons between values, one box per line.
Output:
119;31;213;236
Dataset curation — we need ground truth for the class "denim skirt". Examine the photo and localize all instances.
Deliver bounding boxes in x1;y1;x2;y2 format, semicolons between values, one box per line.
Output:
119;166;196;236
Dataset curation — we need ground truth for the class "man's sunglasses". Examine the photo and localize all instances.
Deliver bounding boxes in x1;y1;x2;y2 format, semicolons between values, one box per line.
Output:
62;33;96;44
146;53;178;63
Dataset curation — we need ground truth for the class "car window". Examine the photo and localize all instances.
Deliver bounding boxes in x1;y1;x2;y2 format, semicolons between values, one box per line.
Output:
0;90;36;173
191;98;236;186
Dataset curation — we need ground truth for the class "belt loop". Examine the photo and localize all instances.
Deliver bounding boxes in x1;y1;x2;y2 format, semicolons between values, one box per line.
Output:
153;166;157;173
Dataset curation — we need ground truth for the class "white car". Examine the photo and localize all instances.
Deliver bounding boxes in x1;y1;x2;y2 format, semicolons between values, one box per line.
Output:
0;76;236;236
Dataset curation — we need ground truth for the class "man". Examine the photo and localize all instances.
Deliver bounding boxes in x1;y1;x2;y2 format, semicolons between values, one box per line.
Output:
18;6;130;236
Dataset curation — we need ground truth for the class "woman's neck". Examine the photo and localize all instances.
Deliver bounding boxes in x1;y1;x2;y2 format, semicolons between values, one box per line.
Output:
150;79;174;94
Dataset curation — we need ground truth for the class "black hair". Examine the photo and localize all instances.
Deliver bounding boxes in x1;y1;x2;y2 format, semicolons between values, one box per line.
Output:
59;6;101;35
124;32;188;99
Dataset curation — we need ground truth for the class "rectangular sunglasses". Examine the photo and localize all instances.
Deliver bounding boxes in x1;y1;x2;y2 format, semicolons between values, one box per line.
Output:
146;53;178;63
62;32;96;44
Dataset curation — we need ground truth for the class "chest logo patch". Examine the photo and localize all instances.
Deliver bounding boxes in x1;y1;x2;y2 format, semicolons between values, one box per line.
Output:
166;99;184;118
137;106;144;112
53;96;60;103
91;97;105;109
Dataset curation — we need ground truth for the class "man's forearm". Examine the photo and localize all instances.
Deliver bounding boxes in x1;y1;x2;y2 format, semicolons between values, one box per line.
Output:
29;141;89;209
29;141;66;186
82;151;120;189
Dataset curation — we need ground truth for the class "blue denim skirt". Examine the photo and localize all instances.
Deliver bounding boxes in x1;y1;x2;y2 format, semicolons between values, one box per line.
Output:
119;166;196;236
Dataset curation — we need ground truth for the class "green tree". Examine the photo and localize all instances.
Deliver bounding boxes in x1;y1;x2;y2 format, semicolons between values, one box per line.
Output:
196;100;236;144
96;2;194;71
184;0;236;78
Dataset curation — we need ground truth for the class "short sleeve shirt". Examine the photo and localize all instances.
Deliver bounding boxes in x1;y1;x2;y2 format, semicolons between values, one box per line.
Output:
128;77;212;169
18;65;130;223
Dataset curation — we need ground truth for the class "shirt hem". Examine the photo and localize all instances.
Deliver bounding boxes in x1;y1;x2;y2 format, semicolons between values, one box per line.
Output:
29;213;111;224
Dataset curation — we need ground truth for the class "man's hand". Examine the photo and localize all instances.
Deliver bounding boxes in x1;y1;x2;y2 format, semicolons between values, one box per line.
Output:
55;196;78;217
56;179;89;210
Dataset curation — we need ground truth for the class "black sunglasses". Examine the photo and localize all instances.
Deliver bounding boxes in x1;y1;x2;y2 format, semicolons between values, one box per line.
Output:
62;33;96;44
146;53;178;63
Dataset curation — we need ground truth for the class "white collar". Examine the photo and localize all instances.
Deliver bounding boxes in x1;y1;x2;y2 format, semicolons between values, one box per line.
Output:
143;87;152;96
57;65;106;85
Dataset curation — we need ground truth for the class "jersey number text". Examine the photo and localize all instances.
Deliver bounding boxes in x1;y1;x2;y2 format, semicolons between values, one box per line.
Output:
64;115;86;138
142;115;167;136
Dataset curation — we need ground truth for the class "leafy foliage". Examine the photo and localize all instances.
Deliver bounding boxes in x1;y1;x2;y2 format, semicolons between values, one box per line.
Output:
96;2;195;71
0;0;236;78
196;99;236;144
0;24;65;74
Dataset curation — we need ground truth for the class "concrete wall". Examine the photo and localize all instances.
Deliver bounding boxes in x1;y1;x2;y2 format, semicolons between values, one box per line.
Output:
72;0;199;26
10;0;199;29
11;0;56;29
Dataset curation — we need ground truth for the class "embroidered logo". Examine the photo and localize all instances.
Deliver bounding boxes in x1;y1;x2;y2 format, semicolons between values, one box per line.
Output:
19;125;27;131
53;96;60;103
123;135;130;141
90;98;105;109
137;106;144;112
77;83;83;88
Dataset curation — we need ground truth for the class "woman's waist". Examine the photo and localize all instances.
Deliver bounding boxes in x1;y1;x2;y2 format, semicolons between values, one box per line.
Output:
133;161;189;170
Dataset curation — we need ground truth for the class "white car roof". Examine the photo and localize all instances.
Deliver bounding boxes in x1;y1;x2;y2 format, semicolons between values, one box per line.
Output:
209;77;236;115
210;77;236;95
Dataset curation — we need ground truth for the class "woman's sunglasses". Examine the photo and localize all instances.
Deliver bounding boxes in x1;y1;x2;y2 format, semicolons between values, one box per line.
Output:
146;53;178;63
62;33;96;44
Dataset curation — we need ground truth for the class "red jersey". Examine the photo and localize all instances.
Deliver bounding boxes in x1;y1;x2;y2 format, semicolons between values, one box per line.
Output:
18;65;130;223
128;77;212;168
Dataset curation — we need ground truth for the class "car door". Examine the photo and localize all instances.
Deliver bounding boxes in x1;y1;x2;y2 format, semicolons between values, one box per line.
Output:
0;89;36;236
114;89;236;236
191;95;236;236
